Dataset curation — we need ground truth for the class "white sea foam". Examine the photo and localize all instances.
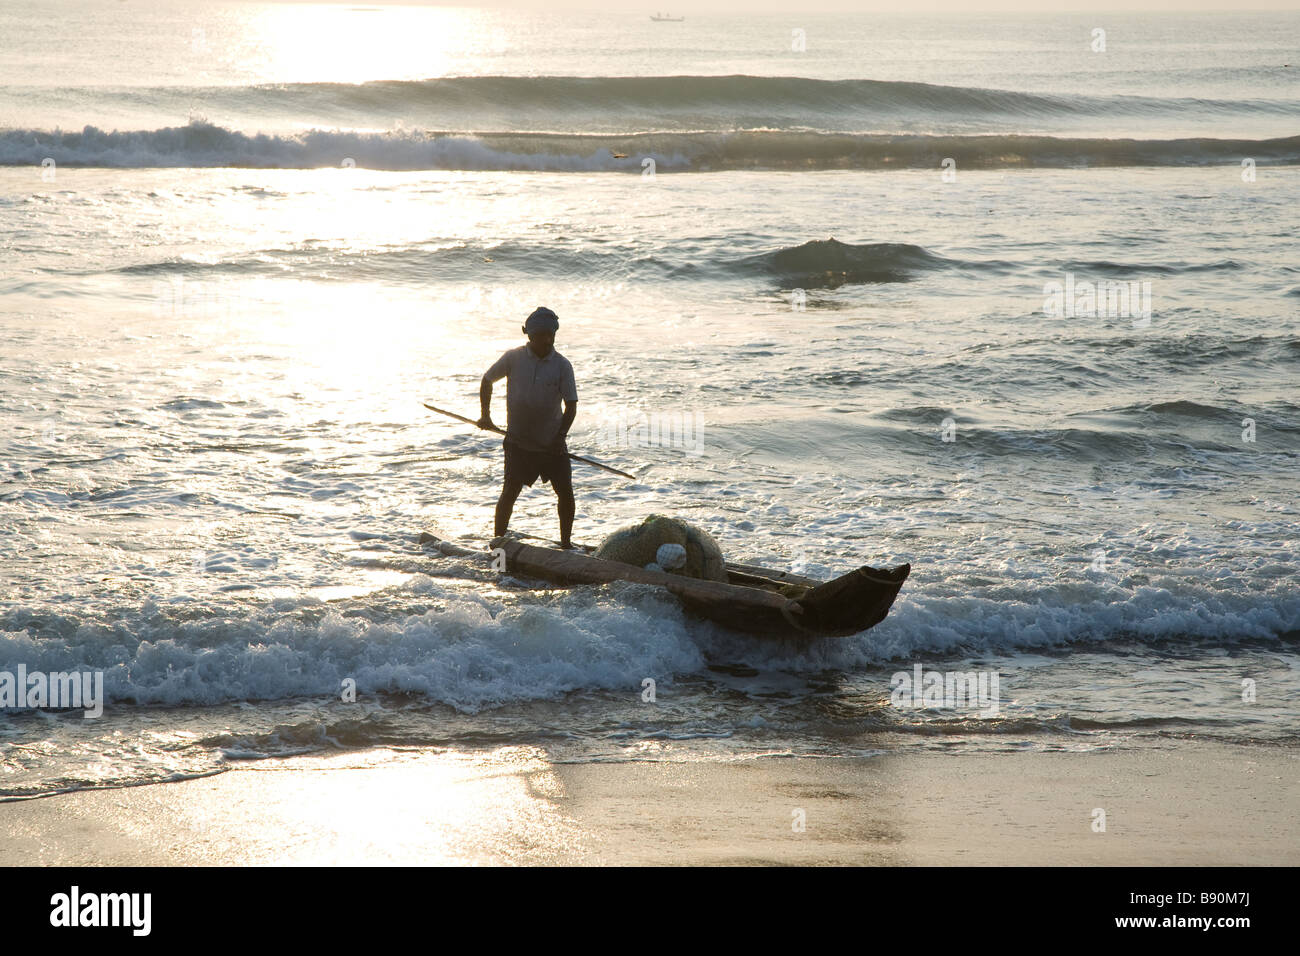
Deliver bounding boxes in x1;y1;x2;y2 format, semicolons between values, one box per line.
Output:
1;572;1295;713
5;123;1298;171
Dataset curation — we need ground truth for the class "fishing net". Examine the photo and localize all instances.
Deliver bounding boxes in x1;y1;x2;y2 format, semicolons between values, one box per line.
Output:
593;514;729;582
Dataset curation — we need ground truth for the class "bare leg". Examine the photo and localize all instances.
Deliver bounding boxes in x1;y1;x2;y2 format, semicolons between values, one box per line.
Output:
495;479;524;538
552;467;575;547
557;487;575;547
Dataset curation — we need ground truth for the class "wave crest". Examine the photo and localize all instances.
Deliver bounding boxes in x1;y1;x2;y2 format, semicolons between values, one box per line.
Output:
6;123;1298;171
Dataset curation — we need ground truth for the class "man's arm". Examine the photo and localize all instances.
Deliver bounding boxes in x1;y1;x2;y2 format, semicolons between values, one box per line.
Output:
551;360;578;449
556;398;577;447
477;375;495;430
478;352;511;430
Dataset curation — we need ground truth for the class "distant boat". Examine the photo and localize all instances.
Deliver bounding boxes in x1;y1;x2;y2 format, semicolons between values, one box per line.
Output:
650;13;684;21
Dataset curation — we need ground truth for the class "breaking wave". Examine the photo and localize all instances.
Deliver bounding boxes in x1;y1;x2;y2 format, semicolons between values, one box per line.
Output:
5;123;1298;171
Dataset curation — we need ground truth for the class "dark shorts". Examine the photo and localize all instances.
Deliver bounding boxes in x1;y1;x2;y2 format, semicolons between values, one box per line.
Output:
503;439;572;492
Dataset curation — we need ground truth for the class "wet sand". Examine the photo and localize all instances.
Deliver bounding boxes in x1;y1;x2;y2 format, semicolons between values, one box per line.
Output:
4;740;1296;866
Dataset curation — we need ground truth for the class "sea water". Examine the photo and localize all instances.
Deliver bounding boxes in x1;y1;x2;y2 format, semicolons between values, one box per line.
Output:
1;3;1297;798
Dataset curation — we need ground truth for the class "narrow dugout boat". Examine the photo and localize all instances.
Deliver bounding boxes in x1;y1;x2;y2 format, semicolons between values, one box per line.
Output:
420;532;910;639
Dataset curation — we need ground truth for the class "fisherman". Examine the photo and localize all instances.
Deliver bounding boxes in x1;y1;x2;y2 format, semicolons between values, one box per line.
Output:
478;307;578;547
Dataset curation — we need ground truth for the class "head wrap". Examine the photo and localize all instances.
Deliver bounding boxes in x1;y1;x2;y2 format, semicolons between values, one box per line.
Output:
524;307;559;333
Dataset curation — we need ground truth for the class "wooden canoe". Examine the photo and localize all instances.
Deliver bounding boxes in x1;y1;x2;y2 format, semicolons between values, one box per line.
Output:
420;531;909;639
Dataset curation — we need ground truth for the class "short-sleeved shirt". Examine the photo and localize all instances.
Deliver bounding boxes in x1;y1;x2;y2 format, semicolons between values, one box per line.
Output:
483;345;578;450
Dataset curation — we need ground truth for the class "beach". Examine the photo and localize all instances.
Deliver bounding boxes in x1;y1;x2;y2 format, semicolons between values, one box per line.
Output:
5;740;1296;866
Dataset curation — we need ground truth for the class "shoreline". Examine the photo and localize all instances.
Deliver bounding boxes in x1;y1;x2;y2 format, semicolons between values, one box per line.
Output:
3;739;1296;866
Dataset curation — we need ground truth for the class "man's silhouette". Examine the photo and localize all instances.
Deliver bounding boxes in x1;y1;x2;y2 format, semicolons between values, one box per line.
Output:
478;307;578;547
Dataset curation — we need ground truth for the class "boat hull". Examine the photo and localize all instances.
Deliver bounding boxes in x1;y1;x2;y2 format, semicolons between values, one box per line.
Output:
487;536;910;639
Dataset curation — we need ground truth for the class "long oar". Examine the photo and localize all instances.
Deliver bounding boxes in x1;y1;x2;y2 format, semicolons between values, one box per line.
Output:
423;403;637;480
